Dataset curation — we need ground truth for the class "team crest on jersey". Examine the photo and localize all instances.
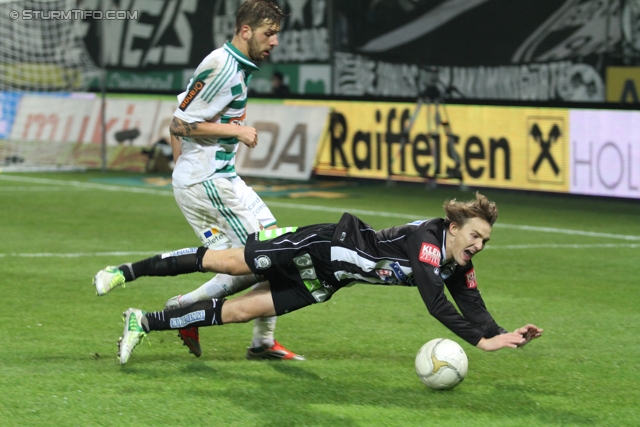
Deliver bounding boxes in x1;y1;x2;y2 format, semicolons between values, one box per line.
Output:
418;242;441;267
465;269;478;289
179;79;206;111
254;255;271;270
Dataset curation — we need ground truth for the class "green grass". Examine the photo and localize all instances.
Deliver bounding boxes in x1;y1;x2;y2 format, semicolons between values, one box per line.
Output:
1;171;639;426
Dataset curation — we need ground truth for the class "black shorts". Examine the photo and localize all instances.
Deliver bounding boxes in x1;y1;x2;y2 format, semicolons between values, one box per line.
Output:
244;223;338;315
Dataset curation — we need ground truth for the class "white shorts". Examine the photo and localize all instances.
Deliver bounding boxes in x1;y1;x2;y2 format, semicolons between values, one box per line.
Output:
174;176;276;250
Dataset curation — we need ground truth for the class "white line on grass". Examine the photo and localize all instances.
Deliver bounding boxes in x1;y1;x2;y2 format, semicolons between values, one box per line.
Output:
0;251;161;258
2;174;640;241
485;243;640;250
2;243;639;258
0;186;88;191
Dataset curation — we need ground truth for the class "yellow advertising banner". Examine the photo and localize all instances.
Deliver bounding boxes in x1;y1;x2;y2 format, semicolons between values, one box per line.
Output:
286;100;569;193
606;67;640;103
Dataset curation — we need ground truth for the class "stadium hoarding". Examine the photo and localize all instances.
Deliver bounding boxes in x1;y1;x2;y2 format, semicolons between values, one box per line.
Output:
237;104;330;180
8;94;163;171
606;67;640;103
10;95;161;147
570;109;640;199
287;100;570;193
6;95;328;176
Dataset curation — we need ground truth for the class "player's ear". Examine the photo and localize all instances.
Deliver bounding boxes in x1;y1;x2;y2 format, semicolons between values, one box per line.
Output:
240;25;253;41
448;222;459;236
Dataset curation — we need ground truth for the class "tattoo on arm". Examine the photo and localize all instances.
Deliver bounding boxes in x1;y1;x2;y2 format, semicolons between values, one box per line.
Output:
170;117;199;137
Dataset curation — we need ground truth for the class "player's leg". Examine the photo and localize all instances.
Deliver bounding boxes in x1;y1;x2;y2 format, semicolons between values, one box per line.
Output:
234;178;303;359
168;273;258;306
94;179;257;295
118;284;275;365
94;247;209;296
118;254;321;365
169;179;263;358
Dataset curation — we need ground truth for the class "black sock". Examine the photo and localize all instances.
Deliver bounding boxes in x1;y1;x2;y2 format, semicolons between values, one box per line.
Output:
118;247;208;281
144;298;225;331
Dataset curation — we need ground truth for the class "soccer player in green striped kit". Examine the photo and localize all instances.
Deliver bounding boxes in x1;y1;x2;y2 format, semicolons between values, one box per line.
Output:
94;0;303;361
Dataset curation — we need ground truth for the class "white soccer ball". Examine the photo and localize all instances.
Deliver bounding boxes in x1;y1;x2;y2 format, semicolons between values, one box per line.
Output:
415;338;468;390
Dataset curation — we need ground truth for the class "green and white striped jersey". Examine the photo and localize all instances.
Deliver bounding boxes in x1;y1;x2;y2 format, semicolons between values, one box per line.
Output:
172;42;259;188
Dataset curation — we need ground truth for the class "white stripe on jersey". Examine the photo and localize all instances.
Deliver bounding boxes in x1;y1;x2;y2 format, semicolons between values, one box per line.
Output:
331;246;377;270
331;246;409;264
254;238;331;254
334;270;379;283
330;246;413;283
272;233;319;246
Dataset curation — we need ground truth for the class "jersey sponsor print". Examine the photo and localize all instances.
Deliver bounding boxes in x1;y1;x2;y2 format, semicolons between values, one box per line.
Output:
419;242;441;267
465;269;478;289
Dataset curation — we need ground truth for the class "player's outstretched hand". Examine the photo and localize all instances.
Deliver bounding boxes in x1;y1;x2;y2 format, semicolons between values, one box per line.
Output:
477;324;543;351
514;324;543;348
476;332;526;351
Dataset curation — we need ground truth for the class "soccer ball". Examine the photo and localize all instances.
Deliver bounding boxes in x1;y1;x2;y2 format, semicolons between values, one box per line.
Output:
415;338;468;390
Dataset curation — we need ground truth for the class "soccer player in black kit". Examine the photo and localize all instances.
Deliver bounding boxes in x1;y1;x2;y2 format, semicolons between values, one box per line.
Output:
114;192;543;364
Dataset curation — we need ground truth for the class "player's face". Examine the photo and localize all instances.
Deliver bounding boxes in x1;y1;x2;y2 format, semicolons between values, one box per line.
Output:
447;217;491;266
247;21;280;62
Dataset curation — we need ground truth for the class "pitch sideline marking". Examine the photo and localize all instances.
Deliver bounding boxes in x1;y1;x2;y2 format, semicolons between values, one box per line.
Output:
2;174;640;242
1;243;639;258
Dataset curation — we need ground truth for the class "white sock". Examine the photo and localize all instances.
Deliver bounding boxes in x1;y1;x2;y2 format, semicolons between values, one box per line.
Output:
250;280;276;348
252;316;276;348
178;274;258;306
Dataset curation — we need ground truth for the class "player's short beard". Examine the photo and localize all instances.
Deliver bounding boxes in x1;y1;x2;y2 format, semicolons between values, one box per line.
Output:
247;35;265;63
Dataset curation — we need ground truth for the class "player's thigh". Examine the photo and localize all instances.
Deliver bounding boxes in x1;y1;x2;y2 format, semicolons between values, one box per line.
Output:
221;284;277;322
244;225;337;315
174;180;261;248
174;184;232;248
232;176;277;228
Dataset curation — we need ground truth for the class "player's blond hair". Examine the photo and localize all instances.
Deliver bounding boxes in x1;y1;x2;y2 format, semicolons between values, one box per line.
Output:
235;0;286;33
443;192;498;227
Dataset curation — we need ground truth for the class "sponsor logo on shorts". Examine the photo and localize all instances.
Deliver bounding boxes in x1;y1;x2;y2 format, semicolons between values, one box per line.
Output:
254;255;271;270
169;310;205;328
465;268;478;289
434;267;440;275
161;247;197;259
418;242;441;267
339;232;346;242
200;227;226;248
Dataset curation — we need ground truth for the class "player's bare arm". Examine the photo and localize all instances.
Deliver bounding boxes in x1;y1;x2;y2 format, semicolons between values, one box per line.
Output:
170;117;258;148
170;134;182;162
169;117;198;137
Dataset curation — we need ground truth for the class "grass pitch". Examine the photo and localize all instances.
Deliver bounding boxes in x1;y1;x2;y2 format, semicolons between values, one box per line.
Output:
0;171;639;426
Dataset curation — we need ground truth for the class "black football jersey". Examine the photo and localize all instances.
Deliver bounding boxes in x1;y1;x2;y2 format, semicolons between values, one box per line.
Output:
331;213;506;345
